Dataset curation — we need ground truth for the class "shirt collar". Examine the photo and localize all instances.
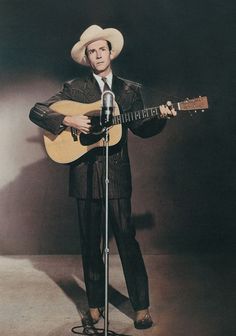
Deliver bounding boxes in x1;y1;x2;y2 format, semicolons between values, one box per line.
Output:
93;72;113;91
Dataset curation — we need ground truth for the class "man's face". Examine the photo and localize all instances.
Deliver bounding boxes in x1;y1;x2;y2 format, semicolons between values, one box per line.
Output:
86;40;113;76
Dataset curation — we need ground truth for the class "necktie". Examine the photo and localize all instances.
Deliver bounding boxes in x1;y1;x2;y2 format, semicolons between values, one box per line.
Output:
102;77;110;91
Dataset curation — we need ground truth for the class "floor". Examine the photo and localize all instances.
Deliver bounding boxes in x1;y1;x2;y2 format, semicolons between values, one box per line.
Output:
0;254;235;336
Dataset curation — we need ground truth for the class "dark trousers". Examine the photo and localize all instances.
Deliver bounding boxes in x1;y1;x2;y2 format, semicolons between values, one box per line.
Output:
76;198;150;311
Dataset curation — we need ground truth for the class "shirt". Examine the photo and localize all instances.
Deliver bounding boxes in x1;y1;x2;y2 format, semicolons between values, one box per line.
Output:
93;72;113;92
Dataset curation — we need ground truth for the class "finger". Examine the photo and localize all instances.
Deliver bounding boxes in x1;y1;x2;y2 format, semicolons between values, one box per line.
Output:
80;120;91;127
84;122;91;127
159;105;165;115
81;117;91;125
84;125;91;132
171;110;177;117
81;128;89;134
165;106;177;117
167;108;177;117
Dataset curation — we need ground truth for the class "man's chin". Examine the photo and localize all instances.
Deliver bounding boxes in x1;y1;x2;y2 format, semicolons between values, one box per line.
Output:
95;65;106;72
94;66;111;75
94;63;110;74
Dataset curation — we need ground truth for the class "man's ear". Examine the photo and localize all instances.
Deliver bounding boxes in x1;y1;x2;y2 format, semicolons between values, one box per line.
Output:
84;54;90;65
110;50;115;60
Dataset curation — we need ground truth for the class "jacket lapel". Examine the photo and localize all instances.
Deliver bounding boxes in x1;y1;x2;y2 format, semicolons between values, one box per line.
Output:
83;73;102;103
112;75;134;112
112;75;124;106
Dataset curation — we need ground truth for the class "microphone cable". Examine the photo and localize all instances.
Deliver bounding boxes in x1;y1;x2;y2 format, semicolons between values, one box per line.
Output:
71;324;133;336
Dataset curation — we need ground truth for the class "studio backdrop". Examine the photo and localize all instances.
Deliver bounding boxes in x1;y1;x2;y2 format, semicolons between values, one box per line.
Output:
0;0;235;254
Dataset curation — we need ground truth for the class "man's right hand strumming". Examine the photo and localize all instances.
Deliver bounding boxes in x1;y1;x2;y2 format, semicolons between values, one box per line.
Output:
63;115;91;134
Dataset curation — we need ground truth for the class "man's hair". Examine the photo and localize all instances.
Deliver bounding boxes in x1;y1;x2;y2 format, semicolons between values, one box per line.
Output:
85;40;112;57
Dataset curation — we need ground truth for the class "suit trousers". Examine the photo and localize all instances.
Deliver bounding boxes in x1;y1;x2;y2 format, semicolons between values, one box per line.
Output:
76;198;150;311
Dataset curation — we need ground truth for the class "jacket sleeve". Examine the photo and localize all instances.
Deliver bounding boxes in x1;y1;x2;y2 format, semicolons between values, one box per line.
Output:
29;82;73;135
128;86;167;138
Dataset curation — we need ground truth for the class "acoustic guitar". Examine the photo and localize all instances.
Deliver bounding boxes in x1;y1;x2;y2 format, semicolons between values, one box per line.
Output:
44;96;208;164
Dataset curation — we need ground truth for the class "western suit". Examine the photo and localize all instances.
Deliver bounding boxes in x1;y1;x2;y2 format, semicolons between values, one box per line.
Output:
30;72;166;310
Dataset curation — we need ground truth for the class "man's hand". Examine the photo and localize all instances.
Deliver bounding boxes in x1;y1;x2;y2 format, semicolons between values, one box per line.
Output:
63;115;91;134
159;102;177;119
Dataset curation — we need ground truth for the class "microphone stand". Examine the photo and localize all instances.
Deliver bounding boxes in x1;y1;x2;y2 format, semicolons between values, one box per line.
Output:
104;125;110;336
100;90;114;336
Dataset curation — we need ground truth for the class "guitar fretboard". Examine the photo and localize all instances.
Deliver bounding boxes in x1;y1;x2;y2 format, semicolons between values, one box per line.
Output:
112;106;164;125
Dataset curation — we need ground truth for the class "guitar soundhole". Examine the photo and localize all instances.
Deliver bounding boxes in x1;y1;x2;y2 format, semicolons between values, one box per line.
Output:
83;111;104;135
89;116;104;135
79;113;106;146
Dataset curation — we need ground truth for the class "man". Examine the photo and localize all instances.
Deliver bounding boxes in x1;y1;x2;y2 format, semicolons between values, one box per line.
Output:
29;25;176;329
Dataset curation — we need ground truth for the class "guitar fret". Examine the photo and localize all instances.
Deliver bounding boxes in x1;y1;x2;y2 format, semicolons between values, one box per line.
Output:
113;115;118;125
135;111;141;119
151;108;156;116
125;113;130;122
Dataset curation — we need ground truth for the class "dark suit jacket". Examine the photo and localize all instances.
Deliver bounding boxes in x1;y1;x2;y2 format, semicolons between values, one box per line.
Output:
30;73;166;199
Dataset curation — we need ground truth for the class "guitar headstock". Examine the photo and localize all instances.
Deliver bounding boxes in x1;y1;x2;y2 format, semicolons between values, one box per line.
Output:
178;96;208;112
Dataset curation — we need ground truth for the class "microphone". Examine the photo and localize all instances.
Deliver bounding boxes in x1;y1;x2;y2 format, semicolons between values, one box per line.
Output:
100;90;115;127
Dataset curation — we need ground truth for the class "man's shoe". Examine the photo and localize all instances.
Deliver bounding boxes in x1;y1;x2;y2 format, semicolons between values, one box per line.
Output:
134;311;153;329
82;308;104;327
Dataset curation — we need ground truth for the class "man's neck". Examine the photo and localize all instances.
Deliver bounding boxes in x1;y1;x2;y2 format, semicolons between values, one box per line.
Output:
93;67;112;78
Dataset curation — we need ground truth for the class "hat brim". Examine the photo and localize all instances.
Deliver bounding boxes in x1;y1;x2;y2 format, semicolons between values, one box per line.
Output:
71;28;124;66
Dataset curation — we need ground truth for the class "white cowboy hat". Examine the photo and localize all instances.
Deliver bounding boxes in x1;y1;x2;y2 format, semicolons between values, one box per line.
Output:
71;25;124;66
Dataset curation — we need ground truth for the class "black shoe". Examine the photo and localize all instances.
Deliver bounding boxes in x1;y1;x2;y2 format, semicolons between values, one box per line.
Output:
134;312;153;329
82;308;104;327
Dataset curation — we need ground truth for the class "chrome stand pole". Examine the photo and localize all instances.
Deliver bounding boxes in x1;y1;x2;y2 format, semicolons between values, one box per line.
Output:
104;127;110;336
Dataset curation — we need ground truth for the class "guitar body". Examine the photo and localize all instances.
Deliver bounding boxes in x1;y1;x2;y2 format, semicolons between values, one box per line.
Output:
43;100;122;164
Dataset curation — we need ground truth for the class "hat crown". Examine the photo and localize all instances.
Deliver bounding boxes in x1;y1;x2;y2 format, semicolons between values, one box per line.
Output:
80;25;104;42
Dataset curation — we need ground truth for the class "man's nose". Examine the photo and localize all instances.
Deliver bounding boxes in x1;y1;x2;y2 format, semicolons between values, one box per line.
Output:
96;51;102;58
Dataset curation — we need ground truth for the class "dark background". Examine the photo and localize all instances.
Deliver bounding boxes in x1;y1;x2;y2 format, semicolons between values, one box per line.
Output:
0;0;235;254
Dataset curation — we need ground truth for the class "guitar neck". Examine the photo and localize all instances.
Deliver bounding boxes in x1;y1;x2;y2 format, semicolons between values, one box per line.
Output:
112;96;208;125
112;104;177;125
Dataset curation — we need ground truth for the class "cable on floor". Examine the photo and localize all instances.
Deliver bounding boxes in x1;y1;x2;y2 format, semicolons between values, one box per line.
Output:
71;324;133;336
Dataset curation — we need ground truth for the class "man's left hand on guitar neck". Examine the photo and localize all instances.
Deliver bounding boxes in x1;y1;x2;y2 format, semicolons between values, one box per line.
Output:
159;102;177;119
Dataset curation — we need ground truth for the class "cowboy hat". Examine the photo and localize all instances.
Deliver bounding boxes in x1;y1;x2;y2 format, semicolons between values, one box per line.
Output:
71;25;124;66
